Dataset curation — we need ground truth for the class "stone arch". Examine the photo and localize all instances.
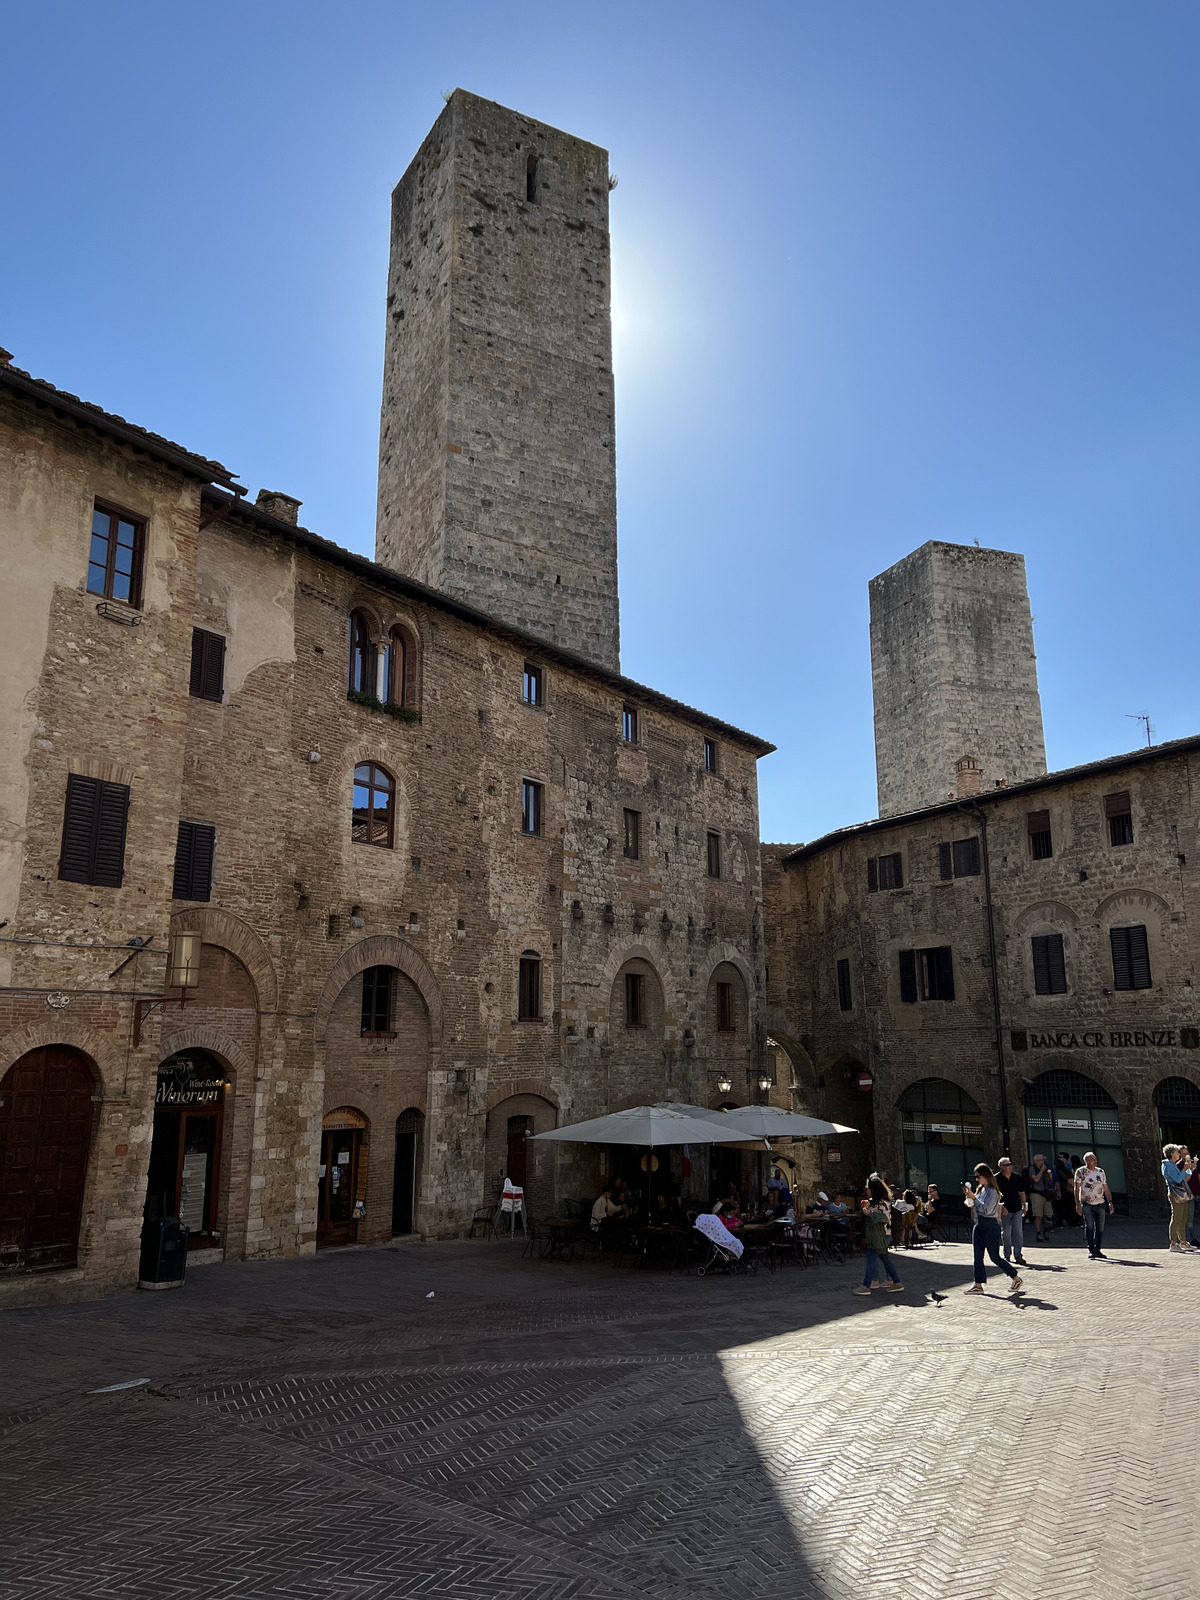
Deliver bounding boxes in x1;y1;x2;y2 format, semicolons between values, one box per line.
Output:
152;1025;254;1086
347;595;387;641
694;942;754;999
1012;899;1081;936
168;907;277;1011
0;1020;122;1093
1020;1057;1127;1109
316;935;442;1045
485;1077;559;1114
595;943;673;1006
1093;888;1172;926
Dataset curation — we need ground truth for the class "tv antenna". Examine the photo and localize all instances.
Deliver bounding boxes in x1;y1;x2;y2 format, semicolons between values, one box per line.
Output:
1126;712;1152;748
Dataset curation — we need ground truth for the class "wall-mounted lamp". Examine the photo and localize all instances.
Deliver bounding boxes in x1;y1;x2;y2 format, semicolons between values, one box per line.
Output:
757;1074;773;1092
167;931;202;989
717;1074;733;1095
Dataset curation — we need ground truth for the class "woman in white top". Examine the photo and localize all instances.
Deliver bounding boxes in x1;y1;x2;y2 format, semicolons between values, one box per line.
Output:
963;1163;1023;1296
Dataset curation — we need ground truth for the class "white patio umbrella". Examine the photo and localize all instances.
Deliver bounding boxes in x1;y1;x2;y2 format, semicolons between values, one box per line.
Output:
704;1106;858;1140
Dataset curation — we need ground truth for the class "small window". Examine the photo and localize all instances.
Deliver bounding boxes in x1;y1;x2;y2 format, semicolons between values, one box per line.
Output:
518;952;542;1020
172;820;215;902
87;504;145;607
939;838;981;879
352;762;394;847
1105;791;1133;847
59;773;130;888
867;852;903;892
361;966;395;1034
622;704;639;745
1110;924;1151;991
1027;810;1053;861
706;831;722;879
1031;933;1067;995
348;611;374;695
385;628;408;707
189;629;225;702
899;946;955;1003
716;980;734;1031
526;153;538;203
836;958;853;1012
623;808;640;860
521;779;544;836
704;738;719;774
523;662;544;707
625;971;645;1027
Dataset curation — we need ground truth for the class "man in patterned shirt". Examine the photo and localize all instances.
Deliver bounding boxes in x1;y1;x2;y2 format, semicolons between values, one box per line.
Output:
1073;1151;1114;1259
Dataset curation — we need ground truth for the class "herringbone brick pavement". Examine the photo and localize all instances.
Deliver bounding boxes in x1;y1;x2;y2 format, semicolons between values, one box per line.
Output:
0;1228;1197;1598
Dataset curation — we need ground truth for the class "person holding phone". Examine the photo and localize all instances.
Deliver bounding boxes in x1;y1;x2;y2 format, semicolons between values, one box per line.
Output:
963;1164;1023;1296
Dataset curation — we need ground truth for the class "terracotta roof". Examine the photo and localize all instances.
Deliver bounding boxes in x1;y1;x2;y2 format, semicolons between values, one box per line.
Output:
780;733;1200;863
0;360;241;491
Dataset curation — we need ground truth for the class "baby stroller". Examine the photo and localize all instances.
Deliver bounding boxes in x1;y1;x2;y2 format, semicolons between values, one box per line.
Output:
693;1211;753;1276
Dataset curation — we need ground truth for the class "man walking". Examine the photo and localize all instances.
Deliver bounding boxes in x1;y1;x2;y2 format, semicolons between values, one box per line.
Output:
995;1156;1028;1265
1073;1151;1114;1259
1027;1153;1058;1243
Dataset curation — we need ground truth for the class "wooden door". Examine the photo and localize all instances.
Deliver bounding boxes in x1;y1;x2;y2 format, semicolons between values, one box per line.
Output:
0;1047;95;1274
317;1128;361;1247
506;1116;531;1190
392;1109;421;1236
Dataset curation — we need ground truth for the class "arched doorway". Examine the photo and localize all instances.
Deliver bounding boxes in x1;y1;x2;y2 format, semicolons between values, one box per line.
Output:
1154;1078;1200;1161
144;1050;228;1250
392;1108;423;1236
899;1079;984;1193
1022;1068;1126;1212
0;1046;97;1274
506;1115;531;1190
318;1107;368;1248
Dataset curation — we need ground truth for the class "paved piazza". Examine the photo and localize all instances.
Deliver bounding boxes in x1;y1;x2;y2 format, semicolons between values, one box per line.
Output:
0;1226;1195;1599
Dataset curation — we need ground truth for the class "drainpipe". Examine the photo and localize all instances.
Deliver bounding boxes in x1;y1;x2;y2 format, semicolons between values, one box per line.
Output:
962;803;1011;1155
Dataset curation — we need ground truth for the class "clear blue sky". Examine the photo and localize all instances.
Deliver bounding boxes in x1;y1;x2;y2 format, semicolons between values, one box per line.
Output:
5;3;1198;842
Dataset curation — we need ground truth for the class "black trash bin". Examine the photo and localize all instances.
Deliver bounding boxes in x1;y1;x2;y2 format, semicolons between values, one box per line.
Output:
138;1218;189;1291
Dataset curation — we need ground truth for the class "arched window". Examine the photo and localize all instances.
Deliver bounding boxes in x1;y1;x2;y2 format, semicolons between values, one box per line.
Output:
526;154;538;203
348;611;373;696
1022;1069;1125;1204
899;1078;984;1194
352;762;394;847
384;627;408;708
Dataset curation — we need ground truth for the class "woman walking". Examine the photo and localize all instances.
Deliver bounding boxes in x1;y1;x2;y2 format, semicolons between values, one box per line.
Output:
963;1164;1023;1296
852;1178;905;1295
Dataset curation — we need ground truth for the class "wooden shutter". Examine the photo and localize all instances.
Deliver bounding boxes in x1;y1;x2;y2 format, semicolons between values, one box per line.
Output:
190;629;225;701
172;821;214;901
1031;933;1066;995
867;857;878;893
59;775;128;887
935;947;955;1001
1128;925;1151;989
899;949;918;1003
953;837;980;877
837;958;852;1012
938;843;953;880
1027;810;1050;836
1110;927;1133;990
885;852;903;889
1104;791;1130;819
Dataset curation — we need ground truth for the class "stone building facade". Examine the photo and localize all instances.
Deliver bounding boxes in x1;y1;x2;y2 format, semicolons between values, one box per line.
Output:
870;541;1047;817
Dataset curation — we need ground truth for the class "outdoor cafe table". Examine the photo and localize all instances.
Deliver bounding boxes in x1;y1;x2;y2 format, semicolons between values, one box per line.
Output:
542;1217;583;1260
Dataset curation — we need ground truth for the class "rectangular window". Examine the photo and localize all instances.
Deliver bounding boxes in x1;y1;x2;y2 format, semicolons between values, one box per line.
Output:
1105;791;1133;847
360;966;395;1034
622;808;640;860
1031;932;1067;995
867;852;903;892
836;957;853;1012
1027;810;1053;861
58;773;130;888
522;662;543;707
1110;924;1151;991
716;980;734;1031
622;704;639;744
171;820;215;902
189;628;226;702
87;504;145;606
518;955;542;1020
899;946;955;1003
704;738;719;774
939;838;981;879
625;971;645;1027
706;830;722;879
521;779;543;836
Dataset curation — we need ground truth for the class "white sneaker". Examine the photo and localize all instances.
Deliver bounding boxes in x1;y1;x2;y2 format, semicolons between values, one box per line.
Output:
1170;1243;1187;1252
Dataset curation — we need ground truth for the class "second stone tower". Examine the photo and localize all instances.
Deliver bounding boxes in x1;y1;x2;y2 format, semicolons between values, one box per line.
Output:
376;90;621;672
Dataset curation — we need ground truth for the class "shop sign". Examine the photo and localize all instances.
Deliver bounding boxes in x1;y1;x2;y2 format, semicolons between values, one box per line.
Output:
1013;1027;1199;1051
857;1071;874;1092
827;1146;841;1163
155;1058;226;1107
1056;1118;1089;1130
928;1123;960;1134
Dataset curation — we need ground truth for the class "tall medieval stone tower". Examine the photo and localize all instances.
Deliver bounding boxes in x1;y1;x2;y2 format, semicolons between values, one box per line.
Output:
376;90;621;672
869;541;1047;817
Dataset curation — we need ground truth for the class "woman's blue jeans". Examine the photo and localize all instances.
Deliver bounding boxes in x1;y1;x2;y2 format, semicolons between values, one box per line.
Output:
973;1217;1017;1283
863;1246;900;1286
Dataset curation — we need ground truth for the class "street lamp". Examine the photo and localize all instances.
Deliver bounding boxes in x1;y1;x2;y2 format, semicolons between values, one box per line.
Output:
716;1074;732;1095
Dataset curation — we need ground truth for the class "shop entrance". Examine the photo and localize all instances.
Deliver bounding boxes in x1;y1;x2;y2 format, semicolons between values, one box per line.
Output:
318;1107;367;1248
1154;1077;1200;1158
144;1051;228;1249
0;1046;96;1274
900;1078;984;1194
1022;1068;1126;1212
392;1107;423;1236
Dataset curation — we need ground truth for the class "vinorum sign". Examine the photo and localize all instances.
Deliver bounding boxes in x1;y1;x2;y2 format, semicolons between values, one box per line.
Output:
1012;1027;1200;1051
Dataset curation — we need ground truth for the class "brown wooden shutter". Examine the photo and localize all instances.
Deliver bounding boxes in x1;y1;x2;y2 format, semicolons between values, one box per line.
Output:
1110;927;1133;990
867;857;878;893
938;842;953;880
1031;934;1053;994
899;949;918;1003
1128;925;1151;989
1046;933;1066;993
1027;810;1050;836
887;852;903;889
172;821;214;901
935;946;955;1001
1104;791;1131;818
190;629;225;701
953;837;981;877
59;775;128;887
92;781;129;887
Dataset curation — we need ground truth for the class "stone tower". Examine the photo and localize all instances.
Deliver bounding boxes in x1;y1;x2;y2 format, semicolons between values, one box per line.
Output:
376;90;620;672
869;541;1047;817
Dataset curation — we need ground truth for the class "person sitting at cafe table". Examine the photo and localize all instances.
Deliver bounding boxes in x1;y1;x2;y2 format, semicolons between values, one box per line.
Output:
590;1186;626;1232
717;1199;744;1232
816;1191;849;1217
767;1167;793;1216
